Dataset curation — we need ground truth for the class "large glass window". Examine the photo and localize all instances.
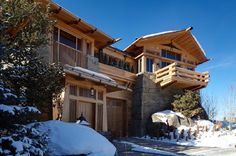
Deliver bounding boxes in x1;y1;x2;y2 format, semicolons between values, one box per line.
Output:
160;61;170;68
86;42;91;55
79;87;96;99
69;85;77;96
60;30;76;49
53;27;58;41
146;58;153;72
161;50;181;61
77;38;82;51
138;58;142;73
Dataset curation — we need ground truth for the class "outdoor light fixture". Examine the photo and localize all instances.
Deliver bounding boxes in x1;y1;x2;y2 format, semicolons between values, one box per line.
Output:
90;87;95;96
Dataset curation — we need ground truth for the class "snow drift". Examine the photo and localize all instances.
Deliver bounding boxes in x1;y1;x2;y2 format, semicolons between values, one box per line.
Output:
38;120;116;156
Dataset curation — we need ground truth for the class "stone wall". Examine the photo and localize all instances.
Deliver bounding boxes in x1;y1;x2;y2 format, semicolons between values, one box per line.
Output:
131;73;183;136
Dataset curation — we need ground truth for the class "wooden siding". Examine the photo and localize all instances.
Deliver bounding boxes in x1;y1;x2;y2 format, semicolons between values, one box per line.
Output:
107;98;126;137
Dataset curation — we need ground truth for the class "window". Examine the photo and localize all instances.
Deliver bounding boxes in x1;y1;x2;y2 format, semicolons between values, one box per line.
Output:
86;42;91;55
138;58;142;73
160;61;170;68
98;91;103;101
161;50;181;61
69;99;77;122
79;87;96;99
69;85;77;96
60;30;76;49
53;27;58;41
187;67;194;71
77;38;82;51
146;58;153;72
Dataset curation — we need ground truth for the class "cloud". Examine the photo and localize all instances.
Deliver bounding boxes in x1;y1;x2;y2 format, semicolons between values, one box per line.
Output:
204;57;236;71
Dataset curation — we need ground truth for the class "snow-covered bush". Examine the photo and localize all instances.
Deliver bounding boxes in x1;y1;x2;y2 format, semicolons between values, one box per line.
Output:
0;104;41;128
0;123;48;156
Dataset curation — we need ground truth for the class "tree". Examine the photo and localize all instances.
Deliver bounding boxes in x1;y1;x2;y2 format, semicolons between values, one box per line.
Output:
0;1;63;154
201;93;218;120
224;85;236;122
171;90;208;119
0;0;64;119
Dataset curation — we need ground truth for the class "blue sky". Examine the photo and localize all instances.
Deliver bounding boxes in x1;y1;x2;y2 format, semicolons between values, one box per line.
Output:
54;0;236;119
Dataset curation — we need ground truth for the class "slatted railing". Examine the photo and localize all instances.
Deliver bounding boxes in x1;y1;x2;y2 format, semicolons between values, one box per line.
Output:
155;62;209;87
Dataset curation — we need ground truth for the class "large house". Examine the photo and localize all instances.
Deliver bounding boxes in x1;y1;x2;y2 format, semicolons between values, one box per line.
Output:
46;2;209;137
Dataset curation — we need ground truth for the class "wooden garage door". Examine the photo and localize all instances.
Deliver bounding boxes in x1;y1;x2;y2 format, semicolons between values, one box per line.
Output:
76;101;95;128
107;98;126;137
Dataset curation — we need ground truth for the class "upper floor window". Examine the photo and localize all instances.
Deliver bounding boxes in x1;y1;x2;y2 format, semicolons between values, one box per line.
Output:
86;42;92;55
60;30;76;49
160;61;170;68
69;85;77;96
79;87;96;99
138;58;142;73
146;58;153;72
53;27;58;41
77;38;82;51
161;50;181;61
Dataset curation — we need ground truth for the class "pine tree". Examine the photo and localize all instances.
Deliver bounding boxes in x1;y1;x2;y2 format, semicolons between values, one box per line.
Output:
0;0;64;119
171;90;208;119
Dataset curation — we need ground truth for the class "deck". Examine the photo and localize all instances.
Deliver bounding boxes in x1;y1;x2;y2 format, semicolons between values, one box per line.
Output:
155;62;209;90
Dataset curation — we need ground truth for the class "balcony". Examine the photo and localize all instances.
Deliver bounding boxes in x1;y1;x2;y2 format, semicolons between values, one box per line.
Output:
155;62;209;90
53;41;85;67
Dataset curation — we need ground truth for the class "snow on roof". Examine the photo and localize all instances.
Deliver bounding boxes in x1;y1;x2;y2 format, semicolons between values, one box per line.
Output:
0;104;40;115
142;30;177;39
65;65;116;83
125;29;207;58
152;110;185;124
64;65;132;91
38;120;116;156
192;34;206;56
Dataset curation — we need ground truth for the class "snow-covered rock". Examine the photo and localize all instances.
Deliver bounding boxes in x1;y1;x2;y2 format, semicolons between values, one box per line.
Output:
38;120;116;156
152;110;185;124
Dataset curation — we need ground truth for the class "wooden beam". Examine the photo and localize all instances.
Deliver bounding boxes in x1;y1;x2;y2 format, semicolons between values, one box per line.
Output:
50;6;62;14
66;19;81;25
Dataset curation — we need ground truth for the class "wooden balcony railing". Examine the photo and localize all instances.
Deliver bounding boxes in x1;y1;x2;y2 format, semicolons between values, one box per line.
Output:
155;62;209;90
53;41;85;67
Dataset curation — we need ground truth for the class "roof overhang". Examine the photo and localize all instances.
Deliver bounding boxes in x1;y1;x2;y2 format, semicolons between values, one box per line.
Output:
124;27;209;65
50;1;120;49
64;65;132;92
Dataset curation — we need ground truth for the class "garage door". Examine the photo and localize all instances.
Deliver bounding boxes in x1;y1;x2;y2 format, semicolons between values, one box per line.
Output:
107;98;126;137
76;101;95;128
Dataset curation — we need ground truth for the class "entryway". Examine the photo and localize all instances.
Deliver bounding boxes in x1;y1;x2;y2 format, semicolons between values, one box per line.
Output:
107;98;126;137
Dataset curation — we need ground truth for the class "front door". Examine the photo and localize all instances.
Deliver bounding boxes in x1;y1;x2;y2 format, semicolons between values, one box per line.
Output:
107;98;126;137
77;101;95;128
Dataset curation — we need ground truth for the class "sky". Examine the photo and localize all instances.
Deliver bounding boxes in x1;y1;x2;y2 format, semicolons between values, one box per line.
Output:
53;0;236;119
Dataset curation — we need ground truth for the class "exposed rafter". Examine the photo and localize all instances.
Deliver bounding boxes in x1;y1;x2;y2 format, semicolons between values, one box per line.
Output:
50;6;62;14
66;19;81;25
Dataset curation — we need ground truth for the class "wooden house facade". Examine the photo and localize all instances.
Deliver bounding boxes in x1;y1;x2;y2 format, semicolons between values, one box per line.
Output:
46;2;209;137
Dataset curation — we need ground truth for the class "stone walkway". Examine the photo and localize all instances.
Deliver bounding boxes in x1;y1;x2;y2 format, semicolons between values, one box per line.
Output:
114;137;236;156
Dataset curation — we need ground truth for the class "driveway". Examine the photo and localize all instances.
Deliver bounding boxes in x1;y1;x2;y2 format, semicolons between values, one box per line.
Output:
114;137;236;156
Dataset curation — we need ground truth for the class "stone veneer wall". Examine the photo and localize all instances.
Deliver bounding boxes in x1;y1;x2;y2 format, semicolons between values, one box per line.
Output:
131;73;183;136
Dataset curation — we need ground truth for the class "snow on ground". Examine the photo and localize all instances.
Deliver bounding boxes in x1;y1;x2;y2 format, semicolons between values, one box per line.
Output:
0;104;40;115
142;122;236;148
38;120;116;156
119;141;178;156
152;110;185;123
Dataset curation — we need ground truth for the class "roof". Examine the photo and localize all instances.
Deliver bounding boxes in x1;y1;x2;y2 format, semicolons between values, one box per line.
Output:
124;27;209;65
50;2;120;49
64;65;132;91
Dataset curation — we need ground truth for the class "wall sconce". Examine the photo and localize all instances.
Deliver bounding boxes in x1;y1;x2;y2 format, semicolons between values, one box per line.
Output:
90;87;95;96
